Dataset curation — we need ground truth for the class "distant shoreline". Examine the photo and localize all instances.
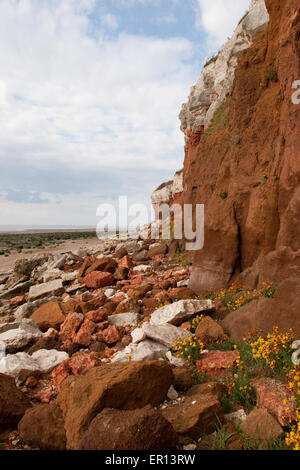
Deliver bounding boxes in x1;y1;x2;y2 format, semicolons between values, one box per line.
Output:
0;227;127;235
0;228;97;235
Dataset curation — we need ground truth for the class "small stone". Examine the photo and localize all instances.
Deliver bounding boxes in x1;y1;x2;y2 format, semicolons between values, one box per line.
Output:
108;312;140;327
167;385;179;400
131;328;147;344
195;316;225;342
150;299;215;326
183;444;196;450
173;367;194;392
100;325;120;345
77;406;178;450
240;408;284;441
196;350;239;378
225;409;247;425
30;301;66;331
28;279;64;301
83;272;115;289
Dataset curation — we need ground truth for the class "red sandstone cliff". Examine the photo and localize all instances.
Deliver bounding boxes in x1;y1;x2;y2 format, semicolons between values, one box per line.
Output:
181;0;300;294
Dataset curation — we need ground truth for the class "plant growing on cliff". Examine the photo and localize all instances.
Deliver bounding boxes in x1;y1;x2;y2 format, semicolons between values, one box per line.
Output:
204;52;219;68
155;180;173;192
207;100;230;138
265;66;279;83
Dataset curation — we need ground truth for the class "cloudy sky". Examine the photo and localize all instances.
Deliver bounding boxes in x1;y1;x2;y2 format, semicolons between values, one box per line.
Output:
0;0;250;227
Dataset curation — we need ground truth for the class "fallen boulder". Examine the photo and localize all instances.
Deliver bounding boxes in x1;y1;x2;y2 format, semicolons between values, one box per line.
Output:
240;408;283;441
14;255;49;276
252;377;297;426
83;272;115;289
19;404;66;450
28;279;64;301
196;350;239;378
141;323;192;349
57;360;174;449
78;406;178;450
150;299;214;326
0;349;68;380
0;373;30;431
30;301;66;331
0;319;42;353
161;394;223;439
108;312;140;327
112;340;168;363
195;316;225;342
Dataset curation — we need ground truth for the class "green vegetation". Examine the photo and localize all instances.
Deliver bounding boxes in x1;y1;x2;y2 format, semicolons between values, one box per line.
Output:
238;9;250;26
0;231;97;256
265;66;279;83
198;282;276;312
207;99;230;137
231;131;241;145
219;191;228;200
155;180;173;192
204;52;219;68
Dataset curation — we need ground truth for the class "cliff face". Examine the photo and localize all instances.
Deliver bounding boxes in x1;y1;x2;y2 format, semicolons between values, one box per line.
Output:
151;170;183;220
180;0;269;135
180;0;300;293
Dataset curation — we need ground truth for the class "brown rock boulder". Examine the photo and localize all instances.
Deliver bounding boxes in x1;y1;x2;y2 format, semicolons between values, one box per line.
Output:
83;271;115;289
133;250;148;262
77;300;95;314
85;258;117;275
28;336;59;354
18;404;66;450
195;316;225;342
87;293;107;309
114;266;129;281
168;239;179;256
127;284;152;301
114;247;128;259
148;244;167;259
85;309;108;323
0;373;30;431
240;408;283;442
77;257;92;282
77;406;178;450
169;288;197;301
57;360;174;449
161;394;223;439
222;278;300;339
252;377;296;427
30;301;66;331
99;325;120;345
59;312;84;346
118;255;134;269
196;350;239;378
186;382;226;401
61;299;82;315
72;318;96;347
172;367;194;392
103;301;118;315
115;299;140;314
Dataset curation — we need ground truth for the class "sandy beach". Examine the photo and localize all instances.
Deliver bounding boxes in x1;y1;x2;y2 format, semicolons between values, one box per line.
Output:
0;236;103;274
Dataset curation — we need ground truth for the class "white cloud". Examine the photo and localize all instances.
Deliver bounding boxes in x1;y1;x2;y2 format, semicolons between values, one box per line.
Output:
157;14;177;25
101;13;119;30
196;0;251;49
0;0;198;224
